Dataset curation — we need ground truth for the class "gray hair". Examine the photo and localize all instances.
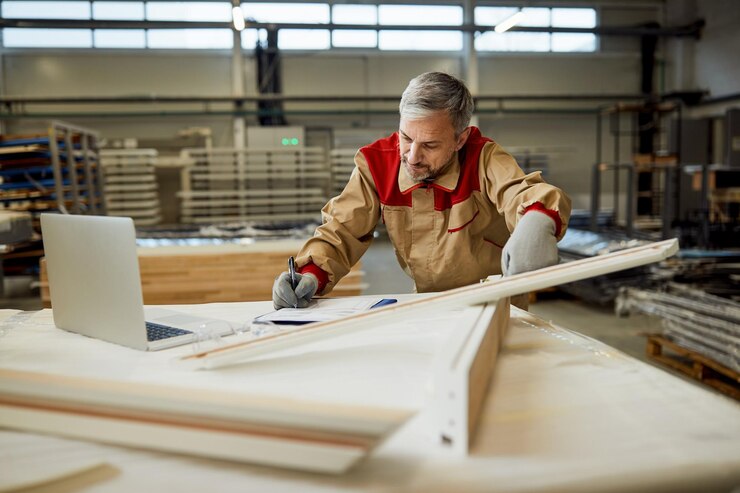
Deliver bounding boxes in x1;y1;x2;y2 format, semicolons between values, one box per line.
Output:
399;72;474;135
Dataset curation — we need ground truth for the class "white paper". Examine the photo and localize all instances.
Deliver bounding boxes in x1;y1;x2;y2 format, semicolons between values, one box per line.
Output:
253;297;395;324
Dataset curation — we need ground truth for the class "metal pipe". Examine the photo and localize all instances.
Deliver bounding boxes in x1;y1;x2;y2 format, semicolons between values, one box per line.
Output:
0;94;646;104
63;128;81;214
590;162;601;232
696;92;740;106
626;164;635;237
0;107;602;120
48;125;68;214
0;18;705;38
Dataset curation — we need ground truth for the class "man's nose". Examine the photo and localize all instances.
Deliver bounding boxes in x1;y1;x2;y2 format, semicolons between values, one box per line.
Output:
407;142;422;164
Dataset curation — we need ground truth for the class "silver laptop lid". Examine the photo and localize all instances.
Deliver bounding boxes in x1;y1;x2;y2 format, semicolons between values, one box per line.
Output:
41;214;149;350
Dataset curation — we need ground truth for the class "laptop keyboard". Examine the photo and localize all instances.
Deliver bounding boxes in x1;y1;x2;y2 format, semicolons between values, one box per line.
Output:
145;321;192;342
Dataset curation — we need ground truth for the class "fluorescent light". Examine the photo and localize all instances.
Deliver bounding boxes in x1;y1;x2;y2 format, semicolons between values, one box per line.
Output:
232;6;245;31
494;10;525;33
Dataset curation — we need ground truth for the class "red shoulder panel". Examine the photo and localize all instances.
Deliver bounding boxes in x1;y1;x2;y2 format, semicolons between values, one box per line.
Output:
360;133;412;207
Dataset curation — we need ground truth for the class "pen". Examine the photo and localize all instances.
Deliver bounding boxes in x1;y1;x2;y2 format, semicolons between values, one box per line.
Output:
288;256;298;309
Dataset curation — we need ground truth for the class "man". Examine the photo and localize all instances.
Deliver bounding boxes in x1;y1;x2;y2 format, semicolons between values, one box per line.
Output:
273;71;571;309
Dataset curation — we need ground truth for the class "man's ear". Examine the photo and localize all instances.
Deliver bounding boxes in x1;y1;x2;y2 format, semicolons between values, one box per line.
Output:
455;127;472;151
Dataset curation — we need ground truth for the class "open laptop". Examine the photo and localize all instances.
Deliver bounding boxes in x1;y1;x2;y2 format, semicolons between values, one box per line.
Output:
41;213;234;351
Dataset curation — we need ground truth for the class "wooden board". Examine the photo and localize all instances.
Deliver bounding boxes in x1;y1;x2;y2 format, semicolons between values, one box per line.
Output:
0;368;410;474
435;298;510;454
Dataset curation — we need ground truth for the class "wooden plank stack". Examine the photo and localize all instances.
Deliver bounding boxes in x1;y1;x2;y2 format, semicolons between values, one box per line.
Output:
40;242;365;307
329;148;356;196
100;149;162;226
178;147;330;224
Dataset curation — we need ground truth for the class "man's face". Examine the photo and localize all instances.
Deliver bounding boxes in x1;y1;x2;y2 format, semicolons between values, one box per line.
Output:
399;111;470;182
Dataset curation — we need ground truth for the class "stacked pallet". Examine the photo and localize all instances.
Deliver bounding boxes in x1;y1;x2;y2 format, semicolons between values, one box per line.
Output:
178;147;330;224
101;149;162;226
40;240;365;307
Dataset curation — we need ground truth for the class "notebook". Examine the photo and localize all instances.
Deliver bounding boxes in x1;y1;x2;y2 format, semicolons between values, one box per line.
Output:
40;214;233;351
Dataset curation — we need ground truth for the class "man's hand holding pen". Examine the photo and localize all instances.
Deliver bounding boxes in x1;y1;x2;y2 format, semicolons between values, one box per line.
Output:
272;256;319;310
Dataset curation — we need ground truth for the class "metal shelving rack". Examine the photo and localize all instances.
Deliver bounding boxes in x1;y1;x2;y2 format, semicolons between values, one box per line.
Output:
1;121;105;281
47;121;106;215
590;101;681;238
1;121;106;217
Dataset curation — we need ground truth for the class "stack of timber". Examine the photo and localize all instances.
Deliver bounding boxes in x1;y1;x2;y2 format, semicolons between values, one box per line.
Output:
100;149;162;226
40;240;365;307
617;283;739;399
178;147;330;224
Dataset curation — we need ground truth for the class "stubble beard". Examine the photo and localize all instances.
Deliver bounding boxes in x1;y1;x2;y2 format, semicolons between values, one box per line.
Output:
401;150;457;183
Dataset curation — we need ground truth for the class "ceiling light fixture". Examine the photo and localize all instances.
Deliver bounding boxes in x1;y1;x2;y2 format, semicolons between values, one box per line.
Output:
495;9;525;33
232;6;245;31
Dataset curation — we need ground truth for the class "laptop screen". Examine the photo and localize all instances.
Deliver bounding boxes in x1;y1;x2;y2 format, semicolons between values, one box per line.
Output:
41;214;149;350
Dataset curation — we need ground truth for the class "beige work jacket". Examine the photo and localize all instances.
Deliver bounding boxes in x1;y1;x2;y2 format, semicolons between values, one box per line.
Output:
296;130;571;294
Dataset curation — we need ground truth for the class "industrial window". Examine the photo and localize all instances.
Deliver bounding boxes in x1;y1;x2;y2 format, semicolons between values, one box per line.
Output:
147;29;233;49
378;4;462;26
3;28;93;47
332;4;377;25
0;2;596;52
279;29;330;50
241;29;268;49
240;3;330;24
145;2;230;22
92;2;145;21
475;6;597;52
94;29;147;49
332;30;377;48
330;4;377;48
377;4;462;51
551;8;597;52
379;31;463;51
1;1;90;19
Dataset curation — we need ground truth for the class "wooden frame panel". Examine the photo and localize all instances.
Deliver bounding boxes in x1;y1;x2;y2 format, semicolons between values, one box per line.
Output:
183;239;678;370
0;369;411;474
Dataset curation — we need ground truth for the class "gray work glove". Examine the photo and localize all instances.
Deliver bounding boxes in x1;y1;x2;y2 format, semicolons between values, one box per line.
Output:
501;211;559;276
272;272;318;309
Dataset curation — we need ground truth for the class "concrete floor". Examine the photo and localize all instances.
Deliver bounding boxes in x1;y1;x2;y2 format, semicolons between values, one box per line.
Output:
0;237;712;393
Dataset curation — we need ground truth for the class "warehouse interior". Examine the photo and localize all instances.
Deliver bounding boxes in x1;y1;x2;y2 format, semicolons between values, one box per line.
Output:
1;0;739;490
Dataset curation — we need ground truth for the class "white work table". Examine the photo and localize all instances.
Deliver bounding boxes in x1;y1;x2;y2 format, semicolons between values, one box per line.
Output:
1;297;739;493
